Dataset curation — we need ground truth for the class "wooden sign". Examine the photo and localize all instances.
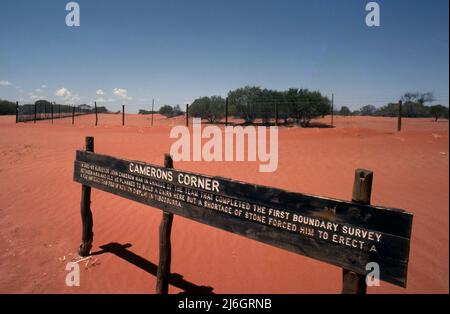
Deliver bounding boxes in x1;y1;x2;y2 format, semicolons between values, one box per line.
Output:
73;150;413;287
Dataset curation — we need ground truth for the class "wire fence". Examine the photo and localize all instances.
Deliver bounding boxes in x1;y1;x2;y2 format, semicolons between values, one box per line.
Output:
17;103;91;123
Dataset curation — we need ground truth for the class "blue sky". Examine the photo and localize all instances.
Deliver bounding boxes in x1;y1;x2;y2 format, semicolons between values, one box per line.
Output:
0;0;448;112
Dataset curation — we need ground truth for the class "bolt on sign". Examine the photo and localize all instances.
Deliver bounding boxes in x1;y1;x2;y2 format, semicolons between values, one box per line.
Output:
73;146;413;288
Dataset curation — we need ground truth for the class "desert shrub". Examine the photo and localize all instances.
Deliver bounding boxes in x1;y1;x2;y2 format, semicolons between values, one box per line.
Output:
159;105;174;117
339;106;351;116
0;99;17;115
360;105;377;116
227;86;331;126
429;105;449;121
189;96;225;123
159;105;184;118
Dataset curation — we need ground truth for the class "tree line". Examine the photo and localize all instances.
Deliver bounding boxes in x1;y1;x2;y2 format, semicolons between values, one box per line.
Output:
147;88;448;125
337;92;449;122
175;86;331;127
0;99;109;116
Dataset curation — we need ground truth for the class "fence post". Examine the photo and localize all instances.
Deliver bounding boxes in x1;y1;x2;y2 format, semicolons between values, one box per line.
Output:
34;103;37;123
397;100;402;132
225;97;228;126
331;93;334;128
185;104;189;127
151;99;154;126
122;105;125;126
156;154;174;294
342;168;372;294
72;106;75;125
51;103;54;124
79;136;95;257
275;102;279;126
95;101;98;126
15;101;18;123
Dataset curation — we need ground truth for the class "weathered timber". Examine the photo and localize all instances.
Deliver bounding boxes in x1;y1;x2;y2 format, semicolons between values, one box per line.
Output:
342;169;373;294
78;137;94;257
156;154;174;294
122;105;125;126
225;97;229;126
95;101;98;126
73;151;413;287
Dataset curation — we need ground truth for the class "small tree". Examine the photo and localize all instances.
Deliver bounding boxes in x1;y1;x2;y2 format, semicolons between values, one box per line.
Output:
339;106;351;116
172;105;183;117
159;105;174;117
189;96;225;123
429;105;449;122
0;99;17;115
360;105;377;116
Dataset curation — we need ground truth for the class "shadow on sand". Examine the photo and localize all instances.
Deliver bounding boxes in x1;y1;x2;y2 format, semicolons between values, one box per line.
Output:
91;242;214;294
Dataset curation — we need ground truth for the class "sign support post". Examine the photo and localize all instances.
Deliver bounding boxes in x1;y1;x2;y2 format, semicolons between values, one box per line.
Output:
156;154;174;294
342;168;373;294
225;97;229;126
78;136;94;257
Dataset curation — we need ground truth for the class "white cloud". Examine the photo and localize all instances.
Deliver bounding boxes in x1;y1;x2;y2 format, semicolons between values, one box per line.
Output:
35;88;42;93
55;87;80;104
96;89;105;95
41;85;47;89
95;97;106;103
113;88;132;100
0;80;11;86
56;87;71;98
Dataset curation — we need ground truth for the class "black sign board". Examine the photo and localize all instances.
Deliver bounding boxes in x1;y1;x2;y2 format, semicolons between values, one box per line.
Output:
74;150;413;287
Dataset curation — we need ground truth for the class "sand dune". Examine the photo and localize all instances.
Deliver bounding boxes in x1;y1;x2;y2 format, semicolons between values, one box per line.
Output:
0;114;448;293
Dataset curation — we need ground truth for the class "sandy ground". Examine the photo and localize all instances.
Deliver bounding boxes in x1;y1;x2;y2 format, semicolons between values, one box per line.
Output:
0;113;448;294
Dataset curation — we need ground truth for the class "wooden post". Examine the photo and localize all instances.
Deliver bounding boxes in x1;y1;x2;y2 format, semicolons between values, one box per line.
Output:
342;168;372;294
156;154;174;294
94;102;97;124
72;106;75;125
51;103;54;124
275;102;279;126
151;99;154;126
122;105;125;126
225;97;229;126
331;93;334;128
34;103;37;123
15;101;18;123
397;100;402;132
185;104;189;127
79;136;95;257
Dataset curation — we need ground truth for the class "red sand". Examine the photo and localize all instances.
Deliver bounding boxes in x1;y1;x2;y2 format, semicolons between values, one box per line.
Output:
0;114;448;293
